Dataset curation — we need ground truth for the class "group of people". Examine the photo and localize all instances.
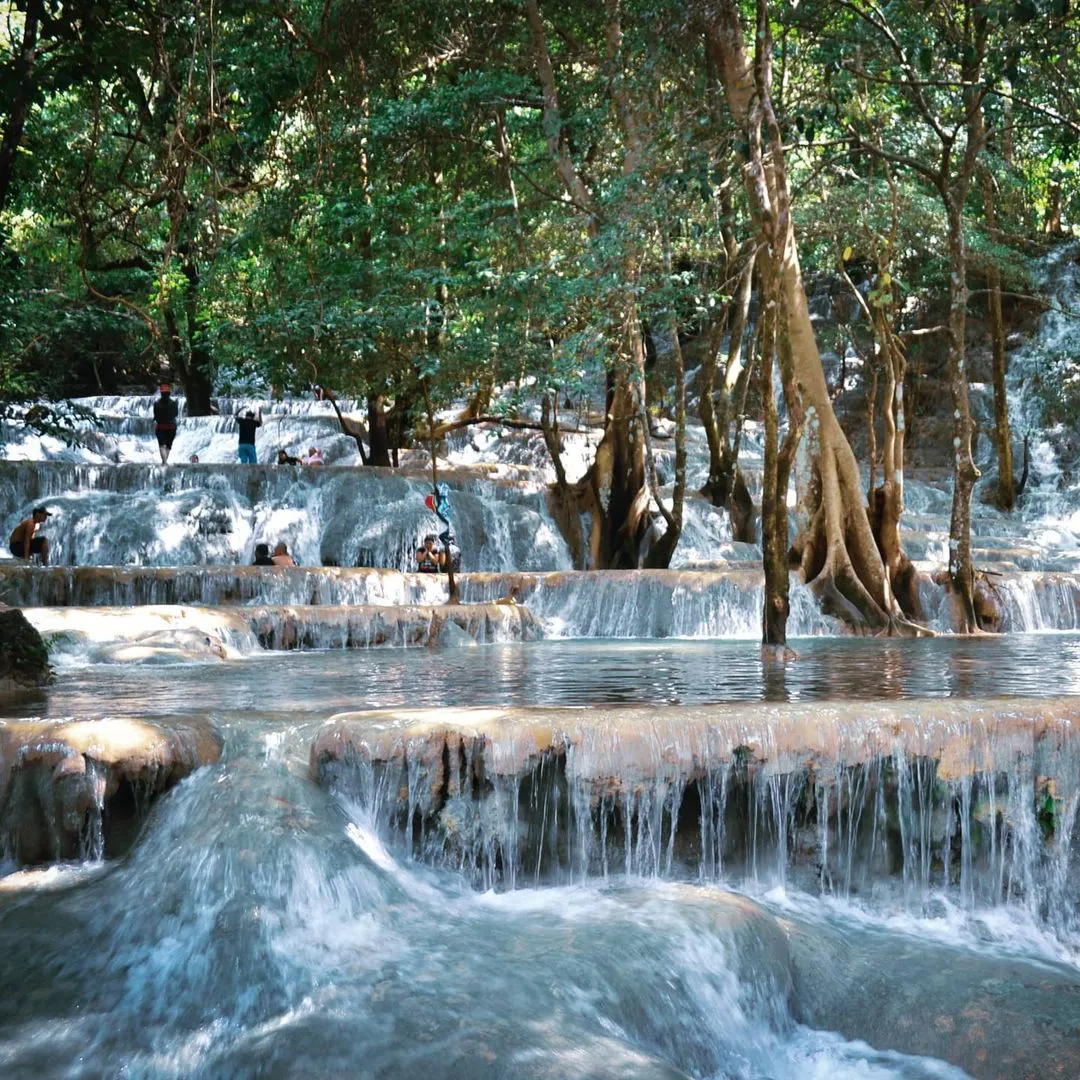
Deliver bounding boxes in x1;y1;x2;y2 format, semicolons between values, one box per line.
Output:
252;542;296;568
153;385;326;467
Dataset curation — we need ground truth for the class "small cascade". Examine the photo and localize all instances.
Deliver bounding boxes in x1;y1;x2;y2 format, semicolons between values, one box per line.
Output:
315;700;1080;937
0;460;571;573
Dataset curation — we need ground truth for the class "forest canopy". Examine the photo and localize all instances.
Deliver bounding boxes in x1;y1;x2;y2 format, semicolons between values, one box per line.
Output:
2;0;1079;634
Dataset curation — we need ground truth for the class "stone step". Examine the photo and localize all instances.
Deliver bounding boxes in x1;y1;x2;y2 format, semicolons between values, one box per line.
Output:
8;566;1080;635
25;602;542;659
0;717;222;865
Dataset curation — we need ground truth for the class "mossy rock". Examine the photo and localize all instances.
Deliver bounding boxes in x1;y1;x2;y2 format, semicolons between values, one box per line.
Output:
0;608;52;690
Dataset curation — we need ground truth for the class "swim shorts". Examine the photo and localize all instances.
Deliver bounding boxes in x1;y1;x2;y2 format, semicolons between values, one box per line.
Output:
9;537;45;558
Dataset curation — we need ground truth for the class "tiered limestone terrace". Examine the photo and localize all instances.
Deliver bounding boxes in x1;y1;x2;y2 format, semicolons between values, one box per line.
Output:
312;699;1080;898
4;564;1080;639
0;717;222;864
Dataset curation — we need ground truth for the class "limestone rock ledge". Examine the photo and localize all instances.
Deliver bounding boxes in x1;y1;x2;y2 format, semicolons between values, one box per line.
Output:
0;717;222;865
246;602;542;650
311;699;1080;888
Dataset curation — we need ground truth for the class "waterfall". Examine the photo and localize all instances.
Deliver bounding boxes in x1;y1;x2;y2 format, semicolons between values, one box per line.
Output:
316;699;1080;938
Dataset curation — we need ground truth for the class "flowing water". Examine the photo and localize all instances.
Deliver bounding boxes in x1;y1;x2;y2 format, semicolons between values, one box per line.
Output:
5;640;1080;1078
5;250;1080;1077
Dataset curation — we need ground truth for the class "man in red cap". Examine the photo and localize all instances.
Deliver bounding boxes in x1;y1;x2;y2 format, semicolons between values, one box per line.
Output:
153;383;179;464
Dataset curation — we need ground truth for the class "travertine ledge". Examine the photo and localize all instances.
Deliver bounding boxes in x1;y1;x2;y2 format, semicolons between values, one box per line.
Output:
311;698;1080;792
0;717;222;865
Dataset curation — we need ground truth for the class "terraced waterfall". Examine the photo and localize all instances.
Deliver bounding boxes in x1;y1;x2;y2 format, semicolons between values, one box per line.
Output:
4;255;1080;1078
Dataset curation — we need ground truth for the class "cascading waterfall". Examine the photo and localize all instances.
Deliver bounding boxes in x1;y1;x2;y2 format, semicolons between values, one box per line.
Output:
315;700;1080;946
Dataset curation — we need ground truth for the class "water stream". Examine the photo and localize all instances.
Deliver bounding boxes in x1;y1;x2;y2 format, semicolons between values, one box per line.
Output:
4;251;1080;1077
5;642;1080;1078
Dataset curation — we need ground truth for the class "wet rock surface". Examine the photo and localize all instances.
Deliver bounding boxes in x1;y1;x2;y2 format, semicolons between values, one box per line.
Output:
0;606;52;694
246;602;540;650
0;716;222;864
312;699;1080;894
787;916;1080;1080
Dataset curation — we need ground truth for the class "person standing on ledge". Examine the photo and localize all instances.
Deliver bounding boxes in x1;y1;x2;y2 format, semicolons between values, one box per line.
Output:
235;406;263;464
8;506;51;564
153;384;179;464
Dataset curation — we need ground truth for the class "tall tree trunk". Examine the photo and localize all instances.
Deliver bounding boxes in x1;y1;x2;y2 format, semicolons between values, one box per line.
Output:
524;0;651;568
367;395;392;467
588;314;650;568
706;0;916;633
540;392;586;568
0;0;42;223
644;284;688;569
945;202;980;631
980;169;1015;510
700;256;756;542
181;260;213;416
869;305;919;617
759;251;788;644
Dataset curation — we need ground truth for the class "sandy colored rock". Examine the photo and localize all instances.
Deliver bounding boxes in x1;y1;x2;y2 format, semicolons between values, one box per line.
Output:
0;716;223;865
311;698;1080;790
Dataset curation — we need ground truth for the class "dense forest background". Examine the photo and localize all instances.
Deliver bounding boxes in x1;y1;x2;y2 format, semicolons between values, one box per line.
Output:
2;0;1079;638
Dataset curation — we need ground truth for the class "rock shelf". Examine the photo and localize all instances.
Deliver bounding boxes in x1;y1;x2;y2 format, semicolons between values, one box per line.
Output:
0;716;222;864
312;699;1080;893
24;601;541;657
5;564;1079;635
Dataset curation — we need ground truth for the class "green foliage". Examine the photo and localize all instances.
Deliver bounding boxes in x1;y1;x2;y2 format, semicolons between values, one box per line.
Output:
0;0;1076;430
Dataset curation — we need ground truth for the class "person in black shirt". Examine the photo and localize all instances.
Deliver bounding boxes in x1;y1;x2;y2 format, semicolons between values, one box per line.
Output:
236;407;262;464
153;384;179;464
252;543;274;566
416;534;444;573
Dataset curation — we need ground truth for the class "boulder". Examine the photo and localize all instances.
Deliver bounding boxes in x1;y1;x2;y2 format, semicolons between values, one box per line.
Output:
432;619;479;648
0;717;223;865
0;607;51;694
787;916;1080;1080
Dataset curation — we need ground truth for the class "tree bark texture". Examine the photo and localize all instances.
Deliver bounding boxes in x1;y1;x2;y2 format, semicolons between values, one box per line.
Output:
525;0;651;568
706;0;914;634
367;395;392;467
0;0;42;222
700;256;756;543
945;202;980;631
980;169;1015;510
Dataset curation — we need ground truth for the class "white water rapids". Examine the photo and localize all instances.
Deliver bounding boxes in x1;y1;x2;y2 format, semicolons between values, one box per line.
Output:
3;249;1080;1078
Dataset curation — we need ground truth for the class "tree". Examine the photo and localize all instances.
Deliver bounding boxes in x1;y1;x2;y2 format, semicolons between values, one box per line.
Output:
704;0;919;635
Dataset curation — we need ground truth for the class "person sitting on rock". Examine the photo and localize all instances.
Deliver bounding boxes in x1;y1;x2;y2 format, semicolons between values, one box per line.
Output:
301;446;325;467
252;543;275;567
271;541;296;567
276;449;300;466
235;406;262;464
416;534;444;573
8;506;51;564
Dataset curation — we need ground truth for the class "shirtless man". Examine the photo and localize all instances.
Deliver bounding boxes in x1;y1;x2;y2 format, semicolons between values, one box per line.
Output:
8;507;51;564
